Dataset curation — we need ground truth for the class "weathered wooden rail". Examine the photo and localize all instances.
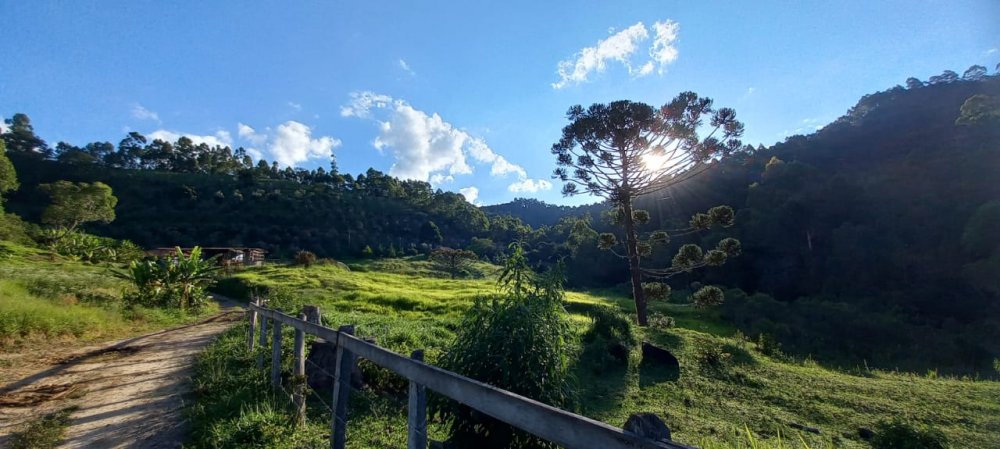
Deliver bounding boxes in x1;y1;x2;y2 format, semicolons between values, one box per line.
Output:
247;301;693;449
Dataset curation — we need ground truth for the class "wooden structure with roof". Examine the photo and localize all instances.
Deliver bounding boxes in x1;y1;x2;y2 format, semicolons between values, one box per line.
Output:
147;247;267;266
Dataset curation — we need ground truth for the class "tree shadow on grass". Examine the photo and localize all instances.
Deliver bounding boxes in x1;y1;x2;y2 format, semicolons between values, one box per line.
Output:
573;361;632;418
639;360;680;388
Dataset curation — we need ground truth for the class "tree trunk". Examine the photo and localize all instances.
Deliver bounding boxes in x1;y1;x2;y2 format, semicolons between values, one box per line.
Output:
621;200;648;326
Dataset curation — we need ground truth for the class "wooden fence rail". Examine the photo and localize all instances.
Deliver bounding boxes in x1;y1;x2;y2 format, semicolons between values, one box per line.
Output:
248;301;693;449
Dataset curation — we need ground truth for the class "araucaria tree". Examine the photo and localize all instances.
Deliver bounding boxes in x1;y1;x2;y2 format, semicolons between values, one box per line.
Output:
552;93;745;325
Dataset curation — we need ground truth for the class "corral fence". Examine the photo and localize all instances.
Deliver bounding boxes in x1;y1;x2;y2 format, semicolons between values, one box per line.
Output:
247;300;693;449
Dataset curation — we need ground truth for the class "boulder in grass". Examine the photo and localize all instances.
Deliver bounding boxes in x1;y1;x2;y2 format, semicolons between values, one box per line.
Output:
641;342;680;370
623;412;672;442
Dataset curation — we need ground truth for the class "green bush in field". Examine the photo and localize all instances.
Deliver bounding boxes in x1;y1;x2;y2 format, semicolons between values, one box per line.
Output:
436;245;575;449
294;250;317;267
872;420;948;449
39;229;143;263
115;246;219;310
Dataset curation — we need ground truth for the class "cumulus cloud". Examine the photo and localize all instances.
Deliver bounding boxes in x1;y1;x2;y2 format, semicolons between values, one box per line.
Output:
508;178;553;193
459;186;479;204
232;121;341;167
268;121;341;167
148;129;233;147
131;104;160;122
0;121;8;134
552;19;679;89
342;91;531;183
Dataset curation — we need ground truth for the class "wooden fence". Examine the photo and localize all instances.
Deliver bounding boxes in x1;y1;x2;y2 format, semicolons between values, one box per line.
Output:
247;301;694;449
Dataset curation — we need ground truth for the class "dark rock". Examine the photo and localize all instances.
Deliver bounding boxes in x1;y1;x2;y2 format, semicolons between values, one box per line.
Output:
623;412;672;442
858;427;875;440
641;342;680;370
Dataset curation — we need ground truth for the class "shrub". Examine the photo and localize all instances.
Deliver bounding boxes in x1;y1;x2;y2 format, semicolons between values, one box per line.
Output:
696;343;733;373
436;250;574;449
294;250;316;267
872;420;948;449
648;312;676;330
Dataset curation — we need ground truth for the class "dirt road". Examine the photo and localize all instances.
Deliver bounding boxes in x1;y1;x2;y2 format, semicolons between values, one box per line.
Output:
0;300;243;449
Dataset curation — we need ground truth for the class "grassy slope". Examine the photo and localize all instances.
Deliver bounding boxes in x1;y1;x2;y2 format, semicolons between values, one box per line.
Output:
191;258;1000;449
0;240;219;347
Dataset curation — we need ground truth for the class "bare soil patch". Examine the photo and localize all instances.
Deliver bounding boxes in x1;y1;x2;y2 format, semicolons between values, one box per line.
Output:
0;300;242;449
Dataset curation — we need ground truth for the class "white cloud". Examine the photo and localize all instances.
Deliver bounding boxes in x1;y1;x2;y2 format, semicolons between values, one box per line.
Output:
648;20;680;74
148;129;233;147
131;104;160;122
508;178;553;193
288;102;302;111
429;174;454;185
233;121;341;167
399;59;416;76
986;48;998;55
343;91;530;183
552;19;680;89
238;123;267;146
459;186;479;204
269;121;341;167
553;22;649;89
0;121;8;134
341;91;394;118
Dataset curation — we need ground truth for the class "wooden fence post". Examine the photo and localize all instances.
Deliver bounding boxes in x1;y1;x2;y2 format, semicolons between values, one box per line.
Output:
330;325;355;449
257;315;268;369
271;312;283;391
293;312;307;427
247;299;258;352
407;349;427;449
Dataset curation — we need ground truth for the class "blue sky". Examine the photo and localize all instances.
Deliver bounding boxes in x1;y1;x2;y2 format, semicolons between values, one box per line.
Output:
1;1;997;205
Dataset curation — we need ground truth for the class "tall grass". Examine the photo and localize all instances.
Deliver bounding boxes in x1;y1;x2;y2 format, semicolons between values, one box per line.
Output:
0;241;220;346
0;280;121;339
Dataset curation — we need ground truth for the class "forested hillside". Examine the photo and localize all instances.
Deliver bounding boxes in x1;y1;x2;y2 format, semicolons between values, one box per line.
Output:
489;72;1000;374
4;68;998;374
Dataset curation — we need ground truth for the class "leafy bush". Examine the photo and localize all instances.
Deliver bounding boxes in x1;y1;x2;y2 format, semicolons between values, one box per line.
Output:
294;250;317;267
648;312;676;330
436;248;574;449
696;343;733;373
114;246;219;309
872;420;948;449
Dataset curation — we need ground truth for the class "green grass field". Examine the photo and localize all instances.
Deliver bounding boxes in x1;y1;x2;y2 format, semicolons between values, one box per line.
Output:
191;257;1000;449
0;241;219;347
